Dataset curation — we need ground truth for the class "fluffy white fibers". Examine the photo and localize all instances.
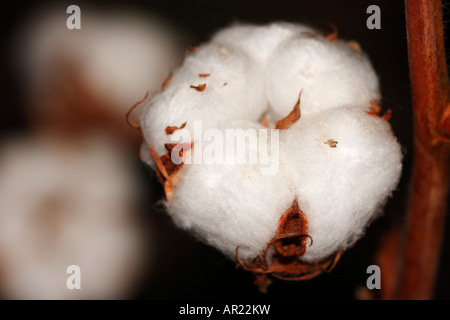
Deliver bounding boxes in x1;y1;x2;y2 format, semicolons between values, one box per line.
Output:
141;42;267;156
280;107;402;262
166;120;294;262
140;22;402;264
211;22;317;65
265;32;379;120
0;136;147;299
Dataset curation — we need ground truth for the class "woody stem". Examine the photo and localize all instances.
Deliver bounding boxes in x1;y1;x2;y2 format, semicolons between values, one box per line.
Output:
394;0;450;299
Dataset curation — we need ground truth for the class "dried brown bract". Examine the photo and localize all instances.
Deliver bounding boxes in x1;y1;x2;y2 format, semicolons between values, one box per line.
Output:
366;99;392;121
161;74;173;89
148;142;193;200
275;95;301;129
236;198;343;292
126;92;149;131
326;23;338;42
190;83;207;92
165;122;187;135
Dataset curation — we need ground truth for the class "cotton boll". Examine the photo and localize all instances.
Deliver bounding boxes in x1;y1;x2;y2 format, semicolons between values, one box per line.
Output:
140;43;266;155
163;120;295;262
77;13;181;112
138;22;402;287
0;136;148;299
280;107;402;262
266;34;379;120
211;22;317;66
14;5;184;139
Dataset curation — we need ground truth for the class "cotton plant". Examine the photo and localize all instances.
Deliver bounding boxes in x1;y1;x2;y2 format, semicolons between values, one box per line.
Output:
135;22;402;291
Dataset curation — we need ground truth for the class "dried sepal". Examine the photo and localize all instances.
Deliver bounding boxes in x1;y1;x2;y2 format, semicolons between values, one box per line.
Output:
236;198;343;292
198;73;210;78
381;109;392;121
326;22;338;42
126;91;149;131
273;198;310;257
366;99;381;116
275;94;301;129
324;139;338;148
165;122;187;135
148;142;193;200
366;99;392;121
190;83;207;92
161;74;173;89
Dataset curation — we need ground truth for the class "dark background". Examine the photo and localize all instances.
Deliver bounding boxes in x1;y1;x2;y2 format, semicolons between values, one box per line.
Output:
1;0;449;299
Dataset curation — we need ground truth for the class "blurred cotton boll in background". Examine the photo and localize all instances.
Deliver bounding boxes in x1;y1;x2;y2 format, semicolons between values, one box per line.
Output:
0;135;149;299
0;3;187;299
12;3;186;143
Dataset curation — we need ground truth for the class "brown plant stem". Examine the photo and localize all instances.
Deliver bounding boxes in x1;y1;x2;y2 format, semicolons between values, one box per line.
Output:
397;0;450;299
376;221;403;300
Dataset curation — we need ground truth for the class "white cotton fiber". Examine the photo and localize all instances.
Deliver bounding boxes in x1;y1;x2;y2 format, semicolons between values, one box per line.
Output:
280;107;402;262
266;34;379;120
141;43;266;155
0;135;148;299
139;22;402;266
166;120;295;262
167;161;293;262
211;22;317;65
